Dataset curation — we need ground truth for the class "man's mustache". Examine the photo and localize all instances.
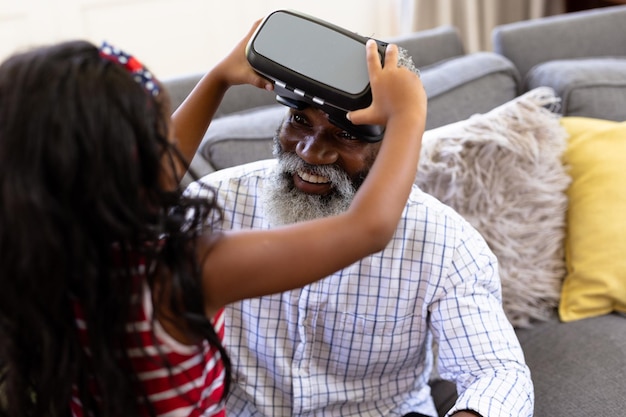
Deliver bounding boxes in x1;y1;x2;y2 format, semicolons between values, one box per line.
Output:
277;152;348;186
272;134;367;194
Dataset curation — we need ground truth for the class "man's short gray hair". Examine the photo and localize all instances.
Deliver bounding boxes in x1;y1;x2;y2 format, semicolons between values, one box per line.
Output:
397;46;421;78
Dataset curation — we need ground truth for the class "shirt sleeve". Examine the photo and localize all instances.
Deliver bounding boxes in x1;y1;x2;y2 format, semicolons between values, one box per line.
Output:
430;226;534;417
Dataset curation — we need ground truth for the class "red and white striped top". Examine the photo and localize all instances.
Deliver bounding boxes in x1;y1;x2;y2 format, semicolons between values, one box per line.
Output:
70;275;226;417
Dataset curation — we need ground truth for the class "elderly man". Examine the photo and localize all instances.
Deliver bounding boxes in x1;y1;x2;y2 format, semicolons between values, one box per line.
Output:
196;48;533;417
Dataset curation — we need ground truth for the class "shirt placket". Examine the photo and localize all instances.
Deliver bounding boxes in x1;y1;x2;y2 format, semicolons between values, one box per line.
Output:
291;279;329;415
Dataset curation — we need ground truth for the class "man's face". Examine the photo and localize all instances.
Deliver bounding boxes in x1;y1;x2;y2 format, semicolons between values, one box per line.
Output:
262;107;382;226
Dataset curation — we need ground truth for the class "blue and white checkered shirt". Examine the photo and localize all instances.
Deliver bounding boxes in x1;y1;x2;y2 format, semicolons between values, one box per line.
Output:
197;159;533;417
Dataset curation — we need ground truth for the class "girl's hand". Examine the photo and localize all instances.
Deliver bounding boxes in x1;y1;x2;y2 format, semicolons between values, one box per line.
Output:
170;20;272;165
346;40;425;127
212;19;273;91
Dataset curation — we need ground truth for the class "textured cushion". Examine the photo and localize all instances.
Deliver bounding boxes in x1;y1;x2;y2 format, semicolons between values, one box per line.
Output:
515;312;626;417
558;117;626;322
415;87;571;328
526;58;626;121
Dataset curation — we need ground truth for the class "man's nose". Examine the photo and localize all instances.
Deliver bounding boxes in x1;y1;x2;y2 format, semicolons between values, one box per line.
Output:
295;131;339;165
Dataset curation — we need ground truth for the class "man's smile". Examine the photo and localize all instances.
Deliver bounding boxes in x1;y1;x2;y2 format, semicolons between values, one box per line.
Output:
297;169;330;184
293;169;333;195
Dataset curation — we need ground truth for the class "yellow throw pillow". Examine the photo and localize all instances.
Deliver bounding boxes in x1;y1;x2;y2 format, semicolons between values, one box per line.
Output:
559;117;626;322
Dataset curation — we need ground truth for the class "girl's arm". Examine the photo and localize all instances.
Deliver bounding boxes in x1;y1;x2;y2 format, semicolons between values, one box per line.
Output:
170;21;272;164
201;40;427;315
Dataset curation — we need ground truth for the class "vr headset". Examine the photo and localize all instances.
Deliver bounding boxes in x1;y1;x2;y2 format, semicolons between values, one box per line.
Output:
246;10;388;142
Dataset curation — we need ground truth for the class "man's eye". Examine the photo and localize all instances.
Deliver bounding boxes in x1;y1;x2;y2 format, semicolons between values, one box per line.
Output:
291;113;310;126
338;130;359;141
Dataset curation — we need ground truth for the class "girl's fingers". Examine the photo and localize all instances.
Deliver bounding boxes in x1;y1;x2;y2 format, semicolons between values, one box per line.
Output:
347;41;402;125
383;43;399;68
365;39;383;72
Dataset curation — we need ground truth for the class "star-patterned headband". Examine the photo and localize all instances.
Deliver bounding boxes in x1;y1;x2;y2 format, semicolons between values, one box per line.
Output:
99;41;160;97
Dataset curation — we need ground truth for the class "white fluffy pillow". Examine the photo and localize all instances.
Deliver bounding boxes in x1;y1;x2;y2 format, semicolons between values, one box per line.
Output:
416;87;571;328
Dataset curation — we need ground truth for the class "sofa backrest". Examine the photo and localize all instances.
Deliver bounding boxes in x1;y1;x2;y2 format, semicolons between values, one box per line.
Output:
493;5;626;122
493;5;626;79
386;25;464;69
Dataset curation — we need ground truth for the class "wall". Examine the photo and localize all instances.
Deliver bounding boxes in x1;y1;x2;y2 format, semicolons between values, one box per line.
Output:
0;0;398;79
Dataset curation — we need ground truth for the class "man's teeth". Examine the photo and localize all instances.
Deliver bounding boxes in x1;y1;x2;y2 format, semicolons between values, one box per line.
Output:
297;169;330;184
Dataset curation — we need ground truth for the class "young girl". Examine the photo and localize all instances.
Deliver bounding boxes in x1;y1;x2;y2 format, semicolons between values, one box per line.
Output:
0;21;426;417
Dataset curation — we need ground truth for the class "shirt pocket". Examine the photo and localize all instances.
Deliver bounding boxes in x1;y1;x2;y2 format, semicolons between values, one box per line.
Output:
313;310;427;379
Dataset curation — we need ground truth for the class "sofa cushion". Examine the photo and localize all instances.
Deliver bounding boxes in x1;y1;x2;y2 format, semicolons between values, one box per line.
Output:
515;312;626;417
558;117;626;322
525;58;626;121
421;52;520;130
198;105;286;171
415;87;570;328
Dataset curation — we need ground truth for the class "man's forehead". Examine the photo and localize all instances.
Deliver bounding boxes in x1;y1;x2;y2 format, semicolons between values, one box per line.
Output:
289;107;330;120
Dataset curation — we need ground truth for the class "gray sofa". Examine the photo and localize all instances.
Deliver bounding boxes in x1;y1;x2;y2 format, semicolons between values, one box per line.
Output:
163;6;626;417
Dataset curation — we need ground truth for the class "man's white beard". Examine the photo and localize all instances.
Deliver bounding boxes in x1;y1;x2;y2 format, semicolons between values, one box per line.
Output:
262;151;357;226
